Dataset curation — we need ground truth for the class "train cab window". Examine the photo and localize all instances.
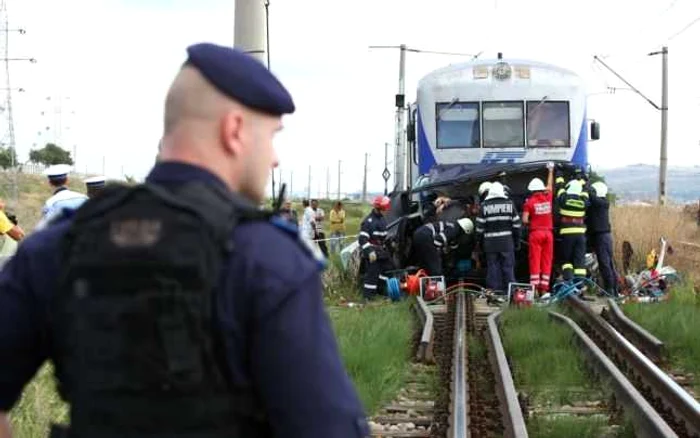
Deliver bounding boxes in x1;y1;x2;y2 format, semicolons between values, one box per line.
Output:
435;102;480;149
526;101;570;147
483;102;525;148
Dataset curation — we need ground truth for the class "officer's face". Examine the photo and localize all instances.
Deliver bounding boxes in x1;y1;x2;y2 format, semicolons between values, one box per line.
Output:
238;113;282;203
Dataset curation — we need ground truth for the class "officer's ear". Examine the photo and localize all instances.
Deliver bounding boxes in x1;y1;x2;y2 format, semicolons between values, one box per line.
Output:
220;108;246;157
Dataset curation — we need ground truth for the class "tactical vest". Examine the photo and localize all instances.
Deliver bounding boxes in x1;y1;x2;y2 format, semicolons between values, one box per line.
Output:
49;181;272;438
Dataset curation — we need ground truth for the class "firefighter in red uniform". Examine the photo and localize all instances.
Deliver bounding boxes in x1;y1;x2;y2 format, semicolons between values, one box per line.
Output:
522;162;555;297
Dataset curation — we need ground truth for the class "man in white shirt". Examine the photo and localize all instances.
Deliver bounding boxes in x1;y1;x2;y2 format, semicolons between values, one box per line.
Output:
311;199;328;257
301;199;316;240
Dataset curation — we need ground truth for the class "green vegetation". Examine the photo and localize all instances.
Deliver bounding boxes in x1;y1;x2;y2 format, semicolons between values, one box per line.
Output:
8;364;67;438
528;415;635;438
622;283;700;392
329;300;414;414
500;307;602;405
0;170;85;232
499;307;630;437
28;143;74;166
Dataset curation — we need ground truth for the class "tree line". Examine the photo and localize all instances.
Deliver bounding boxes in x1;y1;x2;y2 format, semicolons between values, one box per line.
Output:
0;143;73;169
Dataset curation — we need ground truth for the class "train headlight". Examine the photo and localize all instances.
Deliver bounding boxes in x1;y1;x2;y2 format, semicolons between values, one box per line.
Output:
492;61;512;80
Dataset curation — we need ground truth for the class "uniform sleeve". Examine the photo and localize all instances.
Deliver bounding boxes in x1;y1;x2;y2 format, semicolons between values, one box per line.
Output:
358;218;373;256
0;212;13;235
475;206;486;236
511;201;522;241
0;246;49;411
250;270;369;437
433;222;448;247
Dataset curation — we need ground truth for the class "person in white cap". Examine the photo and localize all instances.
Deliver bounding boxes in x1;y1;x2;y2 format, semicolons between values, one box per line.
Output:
41;164;88;219
84;175;107;198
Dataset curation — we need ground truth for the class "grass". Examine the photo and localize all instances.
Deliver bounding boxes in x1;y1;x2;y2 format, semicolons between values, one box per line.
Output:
500;306;639;437
0;170;86;234
622;283;700;392
500;306;601;405
528;415;635;438
611;204;700;282
329;300;414;414
7;364;67;438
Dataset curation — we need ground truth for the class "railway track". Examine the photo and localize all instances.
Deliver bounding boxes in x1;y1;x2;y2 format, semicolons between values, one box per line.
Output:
565;295;700;437
370;290;700;437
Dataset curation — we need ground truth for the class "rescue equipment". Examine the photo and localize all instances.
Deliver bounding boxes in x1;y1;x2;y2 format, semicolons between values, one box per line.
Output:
508;283;535;308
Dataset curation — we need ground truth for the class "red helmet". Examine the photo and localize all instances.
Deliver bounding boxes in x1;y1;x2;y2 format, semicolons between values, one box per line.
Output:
372;195;391;211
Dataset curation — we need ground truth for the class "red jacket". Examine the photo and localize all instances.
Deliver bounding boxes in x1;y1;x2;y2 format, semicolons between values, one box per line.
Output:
523;191;553;231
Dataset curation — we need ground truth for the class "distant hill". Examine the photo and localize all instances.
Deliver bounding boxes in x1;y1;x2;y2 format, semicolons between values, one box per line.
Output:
597;164;700;203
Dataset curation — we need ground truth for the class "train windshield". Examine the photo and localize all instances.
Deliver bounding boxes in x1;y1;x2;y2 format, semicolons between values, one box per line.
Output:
436;102;480;149
526;101;570;147
483;102;525;147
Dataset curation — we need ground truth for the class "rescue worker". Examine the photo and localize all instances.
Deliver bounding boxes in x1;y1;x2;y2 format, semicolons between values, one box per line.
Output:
555;171;590;282
475;181;521;292
358;195;393;301
478;181;492;203
41;164;88;218
497;171;512;196
522;162;555;296
411;217;474;276
84;175;107;198
0;42;369;438
588;181;618;295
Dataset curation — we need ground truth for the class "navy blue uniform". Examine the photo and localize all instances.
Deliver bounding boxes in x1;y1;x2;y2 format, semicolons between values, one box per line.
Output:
475;195;521;292
0;162;369;437
587;188;617;294
412;221;463;276
358;209;393;299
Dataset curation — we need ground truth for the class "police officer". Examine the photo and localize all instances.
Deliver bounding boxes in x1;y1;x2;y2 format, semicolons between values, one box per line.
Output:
412;217;474;276
41;164;88;218
84;175;107;198
358;195;393;301
0;43;369;438
588;181;618;295
475;181;522;292
555;172;590;282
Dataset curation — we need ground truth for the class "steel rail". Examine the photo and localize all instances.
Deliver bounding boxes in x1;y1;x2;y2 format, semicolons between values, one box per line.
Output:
449;293;469;438
567;296;700;436
486;311;529;438
549;310;678;438
603;298;666;363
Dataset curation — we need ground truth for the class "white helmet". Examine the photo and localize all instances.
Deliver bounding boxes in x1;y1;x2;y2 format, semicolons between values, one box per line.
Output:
527;177;546;192
590;181;608;198
565;179;583;195
457;217;474;234
486;181;506;199
478;181;492;196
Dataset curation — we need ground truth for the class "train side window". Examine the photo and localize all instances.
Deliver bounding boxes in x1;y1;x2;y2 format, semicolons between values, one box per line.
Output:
483;101;525;148
435;102;480;149
526;101;570;147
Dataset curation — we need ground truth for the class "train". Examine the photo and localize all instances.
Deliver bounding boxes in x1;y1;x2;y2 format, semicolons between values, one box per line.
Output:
345;53;602;291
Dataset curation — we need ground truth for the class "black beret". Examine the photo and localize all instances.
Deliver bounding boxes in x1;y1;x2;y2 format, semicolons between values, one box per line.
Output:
185;42;295;115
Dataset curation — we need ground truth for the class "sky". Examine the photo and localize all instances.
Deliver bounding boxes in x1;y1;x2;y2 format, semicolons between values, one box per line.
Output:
4;0;700;196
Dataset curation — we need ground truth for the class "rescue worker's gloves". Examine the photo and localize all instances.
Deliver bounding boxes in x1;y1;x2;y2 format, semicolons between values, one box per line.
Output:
546;162;555;170
368;251;377;263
